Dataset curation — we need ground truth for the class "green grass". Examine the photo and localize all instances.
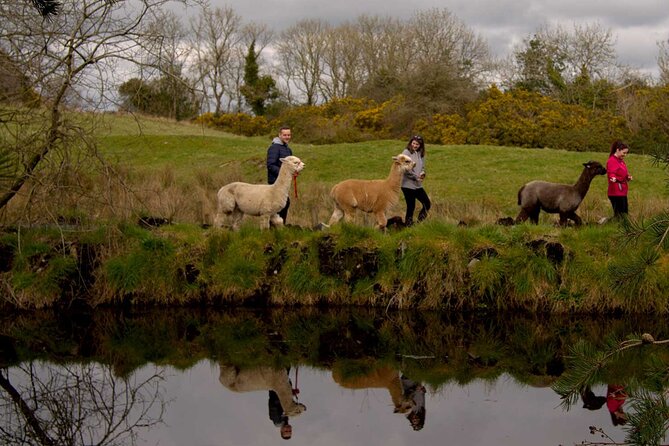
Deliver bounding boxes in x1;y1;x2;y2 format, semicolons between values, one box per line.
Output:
94;114;667;227
3;113;669;312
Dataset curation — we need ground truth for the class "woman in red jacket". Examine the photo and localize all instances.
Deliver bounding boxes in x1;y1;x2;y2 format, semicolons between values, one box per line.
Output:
607;140;633;219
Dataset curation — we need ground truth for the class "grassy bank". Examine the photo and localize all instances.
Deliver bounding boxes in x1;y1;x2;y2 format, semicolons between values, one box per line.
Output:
1;114;668;312
2;217;668;313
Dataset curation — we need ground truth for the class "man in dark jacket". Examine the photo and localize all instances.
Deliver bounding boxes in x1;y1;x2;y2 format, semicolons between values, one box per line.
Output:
266;126;293;224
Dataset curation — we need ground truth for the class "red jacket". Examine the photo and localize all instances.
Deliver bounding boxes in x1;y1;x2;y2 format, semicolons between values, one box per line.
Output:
607;155;630;197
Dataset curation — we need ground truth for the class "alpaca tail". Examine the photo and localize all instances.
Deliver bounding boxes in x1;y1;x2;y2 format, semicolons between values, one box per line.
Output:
517;185;525;206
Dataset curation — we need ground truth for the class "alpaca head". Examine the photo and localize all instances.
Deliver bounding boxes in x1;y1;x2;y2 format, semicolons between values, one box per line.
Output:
280;156;306;175
393;153;415;173
582;160;607;177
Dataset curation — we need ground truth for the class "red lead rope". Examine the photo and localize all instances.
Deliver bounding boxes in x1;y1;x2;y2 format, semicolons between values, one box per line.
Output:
292;173;299;198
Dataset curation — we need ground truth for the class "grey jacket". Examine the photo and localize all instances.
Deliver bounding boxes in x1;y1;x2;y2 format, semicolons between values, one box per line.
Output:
401;148;425;189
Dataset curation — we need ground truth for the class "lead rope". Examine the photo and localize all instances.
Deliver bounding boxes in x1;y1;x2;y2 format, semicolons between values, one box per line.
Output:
292;366;300;398
292;173;299;198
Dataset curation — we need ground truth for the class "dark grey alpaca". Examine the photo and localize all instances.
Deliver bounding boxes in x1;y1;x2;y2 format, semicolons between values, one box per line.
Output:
515;161;607;226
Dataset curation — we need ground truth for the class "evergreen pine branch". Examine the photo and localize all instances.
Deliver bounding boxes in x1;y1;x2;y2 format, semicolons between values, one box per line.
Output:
625;390;669;446
553;335;663;410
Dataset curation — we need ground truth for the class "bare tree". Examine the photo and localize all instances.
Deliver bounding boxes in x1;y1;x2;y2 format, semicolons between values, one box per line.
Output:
0;0;189;219
275;19;329;105
659;38;669;86
354;14;408;96
0;362;166;445
189;4;243;114
319;22;364;100
140;8;198;120
407;8;490;83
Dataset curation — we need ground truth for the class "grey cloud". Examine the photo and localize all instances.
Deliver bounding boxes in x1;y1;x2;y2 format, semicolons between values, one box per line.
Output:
212;0;669;77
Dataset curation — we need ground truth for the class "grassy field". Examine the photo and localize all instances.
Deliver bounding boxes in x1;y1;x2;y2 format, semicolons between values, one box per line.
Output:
3;113;669;312
94;113;667;228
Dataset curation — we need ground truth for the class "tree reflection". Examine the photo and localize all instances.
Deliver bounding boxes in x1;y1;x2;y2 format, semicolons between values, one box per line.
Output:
0;361;166;446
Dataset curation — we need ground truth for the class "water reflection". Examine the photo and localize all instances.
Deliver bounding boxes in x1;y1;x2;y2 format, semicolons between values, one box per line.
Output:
333;366;426;431
0;361;166;446
219;365;306;439
0;307;667;445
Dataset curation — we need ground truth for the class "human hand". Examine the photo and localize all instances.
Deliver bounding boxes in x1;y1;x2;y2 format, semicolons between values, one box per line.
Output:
419;172;426;180
627;175;633;181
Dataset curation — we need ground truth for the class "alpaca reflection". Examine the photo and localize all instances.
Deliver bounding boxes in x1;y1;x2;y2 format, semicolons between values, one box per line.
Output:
219;365;306;440
332;365;426;431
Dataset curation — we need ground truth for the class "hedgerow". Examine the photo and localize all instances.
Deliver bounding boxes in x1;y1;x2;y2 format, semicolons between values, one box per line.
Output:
194;85;668;152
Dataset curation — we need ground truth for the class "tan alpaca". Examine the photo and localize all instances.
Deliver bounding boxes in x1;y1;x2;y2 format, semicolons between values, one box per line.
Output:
214;155;305;230
332;366;411;413
328;153;415;229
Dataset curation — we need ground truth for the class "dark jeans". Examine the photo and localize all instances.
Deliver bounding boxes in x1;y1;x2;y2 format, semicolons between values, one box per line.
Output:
608;195;628;218
401;187;431;226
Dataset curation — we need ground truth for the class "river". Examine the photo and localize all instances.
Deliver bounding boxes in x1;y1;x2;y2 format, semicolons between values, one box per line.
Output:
0;306;665;445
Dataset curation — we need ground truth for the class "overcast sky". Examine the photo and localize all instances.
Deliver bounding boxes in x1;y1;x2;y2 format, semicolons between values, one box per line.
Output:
210;0;669;79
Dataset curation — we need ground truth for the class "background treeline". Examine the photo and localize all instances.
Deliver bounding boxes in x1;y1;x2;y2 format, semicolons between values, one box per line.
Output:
109;6;669;152
4;3;668;151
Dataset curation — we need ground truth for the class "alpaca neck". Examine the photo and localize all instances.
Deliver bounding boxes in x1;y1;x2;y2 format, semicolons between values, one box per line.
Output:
273;166;295;191
386;164;403;189
574;170;596;197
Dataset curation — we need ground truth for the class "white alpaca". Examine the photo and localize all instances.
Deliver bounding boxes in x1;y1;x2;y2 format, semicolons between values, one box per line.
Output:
328;153;415;229
214;155;305;230
219;365;306;416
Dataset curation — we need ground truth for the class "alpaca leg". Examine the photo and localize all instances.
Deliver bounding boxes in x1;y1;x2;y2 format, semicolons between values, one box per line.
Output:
374;211;388;230
515;208;530;224
329;207;344;225
230;210;244;231
214;212;224;228
269;214;284;228
564;212;582;226
529;207;541;224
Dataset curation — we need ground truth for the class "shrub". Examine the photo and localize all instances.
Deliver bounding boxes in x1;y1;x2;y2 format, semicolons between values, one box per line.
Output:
194;112;270;136
466;86;627;150
414;113;467;145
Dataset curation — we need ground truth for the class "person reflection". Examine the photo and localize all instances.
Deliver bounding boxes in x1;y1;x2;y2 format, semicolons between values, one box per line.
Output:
606;384;628;426
579;384;627;426
397;375;426;431
219;365;306;439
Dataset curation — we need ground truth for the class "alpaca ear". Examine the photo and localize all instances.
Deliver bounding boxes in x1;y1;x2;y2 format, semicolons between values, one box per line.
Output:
583;162;589;167
392;156;399;161
279;157;286;163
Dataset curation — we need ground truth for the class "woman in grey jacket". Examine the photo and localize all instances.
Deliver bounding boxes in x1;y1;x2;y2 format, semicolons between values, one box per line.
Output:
401;135;431;226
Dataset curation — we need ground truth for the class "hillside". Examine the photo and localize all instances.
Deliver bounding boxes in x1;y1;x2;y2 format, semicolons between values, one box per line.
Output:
96;113;666;228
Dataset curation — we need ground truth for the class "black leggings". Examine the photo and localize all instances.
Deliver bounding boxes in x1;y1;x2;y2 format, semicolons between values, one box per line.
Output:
401;187;431;225
608;195;628;217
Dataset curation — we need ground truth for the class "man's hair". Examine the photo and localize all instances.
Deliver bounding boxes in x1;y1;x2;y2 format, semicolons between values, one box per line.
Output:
279;126;291;132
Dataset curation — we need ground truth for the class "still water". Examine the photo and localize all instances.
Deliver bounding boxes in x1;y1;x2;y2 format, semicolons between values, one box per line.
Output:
0;307;665;446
